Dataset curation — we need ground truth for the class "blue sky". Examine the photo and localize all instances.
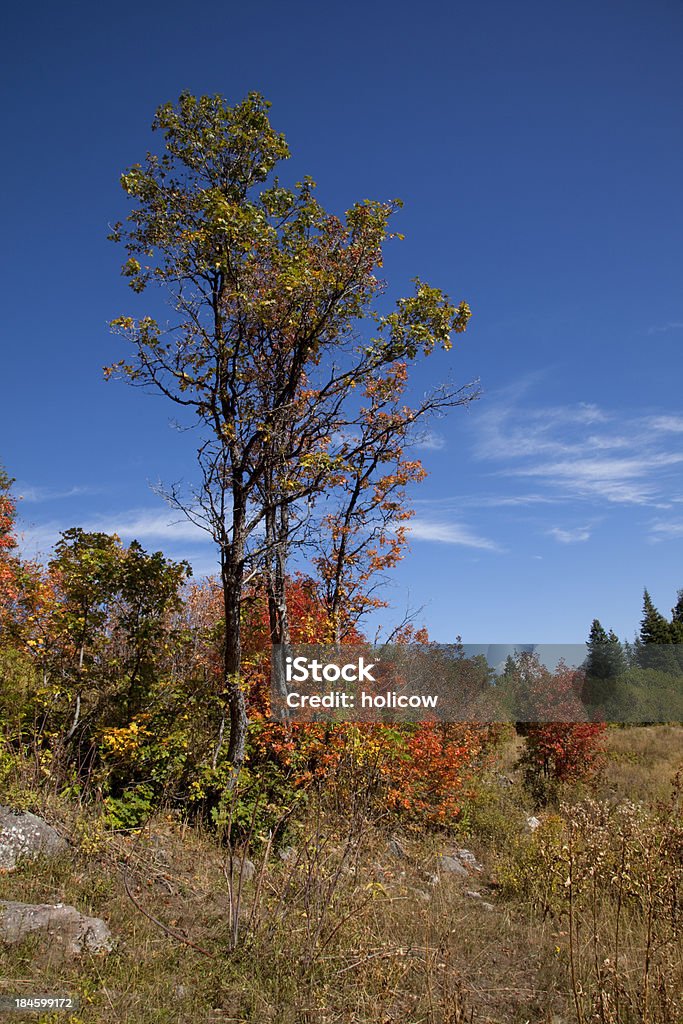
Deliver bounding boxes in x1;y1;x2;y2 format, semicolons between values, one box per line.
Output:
2;0;682;643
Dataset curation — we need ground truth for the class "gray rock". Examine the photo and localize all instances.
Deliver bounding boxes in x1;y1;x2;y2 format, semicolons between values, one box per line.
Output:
437;854;468;877
455;848;482;871
0;806;69;871
526;815;541;832
0;901;112;955
465;891;495;911
277;846;297;863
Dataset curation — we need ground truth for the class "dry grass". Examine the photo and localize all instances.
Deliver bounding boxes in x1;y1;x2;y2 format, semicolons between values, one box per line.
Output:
598;724;683;805
0;809;567;1024
0;724;681;1023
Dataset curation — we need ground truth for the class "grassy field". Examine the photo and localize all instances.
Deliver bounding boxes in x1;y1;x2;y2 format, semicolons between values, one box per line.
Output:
0;725;681;1024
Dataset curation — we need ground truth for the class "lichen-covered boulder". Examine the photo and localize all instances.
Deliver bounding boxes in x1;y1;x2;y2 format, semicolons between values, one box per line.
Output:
0;900;112;955
0;806;69;871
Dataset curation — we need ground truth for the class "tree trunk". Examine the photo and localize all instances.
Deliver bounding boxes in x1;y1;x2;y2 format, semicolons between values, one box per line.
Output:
265;500;291;709
221;526;248;768
265;502;291;647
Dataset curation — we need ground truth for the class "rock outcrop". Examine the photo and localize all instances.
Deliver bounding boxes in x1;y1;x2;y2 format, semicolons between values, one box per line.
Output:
437;854;468;876
0;900;113;955
0;806;69;871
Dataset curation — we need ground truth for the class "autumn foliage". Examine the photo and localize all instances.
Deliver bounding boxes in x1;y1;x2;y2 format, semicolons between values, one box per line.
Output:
0;468;606;833
503;654;608;798
0;504;493;832
521;721;607;784
234;577;493;824
0;468;19;623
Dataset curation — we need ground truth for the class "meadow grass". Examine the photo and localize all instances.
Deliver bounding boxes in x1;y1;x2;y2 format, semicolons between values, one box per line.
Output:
0;725;680;1023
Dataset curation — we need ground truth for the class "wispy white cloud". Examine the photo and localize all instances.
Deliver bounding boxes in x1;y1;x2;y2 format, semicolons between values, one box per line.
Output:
469;391;683;507
91;509;210;543
648;416;683;434
648;519;683;542
582;434;634;451
20;502;502;572
408;518;501;551
547;525;592;544
18;507;212;560
17;523;64;558
647;322;683;335
508;454;683;504
16;483;99;503
414;493;562;510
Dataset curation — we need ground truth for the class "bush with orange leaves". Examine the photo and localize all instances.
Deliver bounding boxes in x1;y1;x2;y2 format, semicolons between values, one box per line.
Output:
236;577;497;827
504;653;608;805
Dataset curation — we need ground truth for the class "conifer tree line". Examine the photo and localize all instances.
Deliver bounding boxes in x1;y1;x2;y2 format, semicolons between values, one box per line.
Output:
586;585;683;680
581;587;683;716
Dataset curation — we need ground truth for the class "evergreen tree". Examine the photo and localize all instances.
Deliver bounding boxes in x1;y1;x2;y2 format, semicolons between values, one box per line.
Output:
586;619;611;679
606;629;627;675
501;654;517;679
639;590;673;645
583;619;626;711
637;589;675;671
622;638;636;668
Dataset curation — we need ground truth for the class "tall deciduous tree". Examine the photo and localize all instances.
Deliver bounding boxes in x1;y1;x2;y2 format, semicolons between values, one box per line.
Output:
107;92;477;766
46;529;190;751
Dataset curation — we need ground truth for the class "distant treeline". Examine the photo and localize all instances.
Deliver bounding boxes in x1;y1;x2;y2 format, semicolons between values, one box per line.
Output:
580;588;683;721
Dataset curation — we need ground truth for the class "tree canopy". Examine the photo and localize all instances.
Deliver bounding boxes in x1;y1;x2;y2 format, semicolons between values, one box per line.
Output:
107;92;477;764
